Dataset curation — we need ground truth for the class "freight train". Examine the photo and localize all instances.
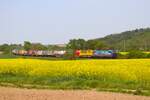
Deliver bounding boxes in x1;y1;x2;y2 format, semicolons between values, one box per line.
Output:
12;49;66;57
12;49;117;58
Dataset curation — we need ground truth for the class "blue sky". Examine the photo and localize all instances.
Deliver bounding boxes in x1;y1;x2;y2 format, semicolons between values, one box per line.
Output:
0;0;150;44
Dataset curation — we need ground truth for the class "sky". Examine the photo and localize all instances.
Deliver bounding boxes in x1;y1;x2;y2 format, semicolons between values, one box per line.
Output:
0;0;150;44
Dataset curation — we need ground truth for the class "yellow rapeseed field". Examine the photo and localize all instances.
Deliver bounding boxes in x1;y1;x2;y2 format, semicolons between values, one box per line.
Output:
0;59;150;90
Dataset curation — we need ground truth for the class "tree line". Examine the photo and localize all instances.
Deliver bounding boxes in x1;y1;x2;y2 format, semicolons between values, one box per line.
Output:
0;41;65;54
0;39;108;54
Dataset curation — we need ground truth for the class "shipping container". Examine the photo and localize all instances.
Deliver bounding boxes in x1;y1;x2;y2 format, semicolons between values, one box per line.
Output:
76;50;93;57
93;50;117;58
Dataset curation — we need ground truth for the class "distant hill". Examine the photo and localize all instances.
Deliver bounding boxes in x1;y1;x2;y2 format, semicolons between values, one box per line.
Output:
95;28;150;51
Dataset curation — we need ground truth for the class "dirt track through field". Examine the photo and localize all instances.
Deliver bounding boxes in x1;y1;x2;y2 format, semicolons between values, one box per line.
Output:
0;87;149;100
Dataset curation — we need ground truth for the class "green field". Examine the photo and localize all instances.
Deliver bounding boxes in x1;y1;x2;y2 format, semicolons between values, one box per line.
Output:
0;59;150;95
119;52;150;55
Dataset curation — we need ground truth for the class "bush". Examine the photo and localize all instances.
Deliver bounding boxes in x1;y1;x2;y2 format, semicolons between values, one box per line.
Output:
127;50;147;58
63;50;75;60
146;53;150;58
117;53;128;59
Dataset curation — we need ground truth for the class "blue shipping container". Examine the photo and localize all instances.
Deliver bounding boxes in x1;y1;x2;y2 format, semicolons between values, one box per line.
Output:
93;50;116;58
